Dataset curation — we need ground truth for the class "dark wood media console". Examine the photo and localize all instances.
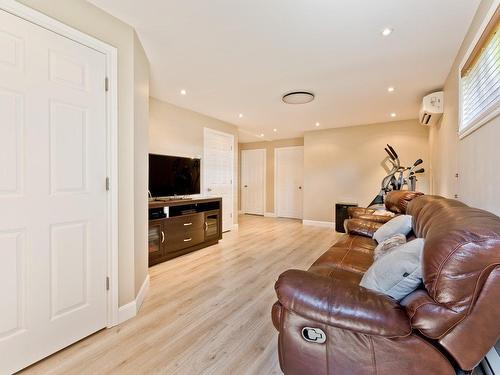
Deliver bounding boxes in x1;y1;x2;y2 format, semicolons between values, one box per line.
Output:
148;197;222;266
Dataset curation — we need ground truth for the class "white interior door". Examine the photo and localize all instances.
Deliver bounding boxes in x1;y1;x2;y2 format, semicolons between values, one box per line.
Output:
0;10;108;373
241;149;266;215
203;128;234;232
275;146;304;219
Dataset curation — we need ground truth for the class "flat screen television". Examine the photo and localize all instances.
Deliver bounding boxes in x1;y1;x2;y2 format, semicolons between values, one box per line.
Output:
149;154;201;197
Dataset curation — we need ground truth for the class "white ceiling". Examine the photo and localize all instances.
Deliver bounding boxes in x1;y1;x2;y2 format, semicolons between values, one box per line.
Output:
88;0;480;142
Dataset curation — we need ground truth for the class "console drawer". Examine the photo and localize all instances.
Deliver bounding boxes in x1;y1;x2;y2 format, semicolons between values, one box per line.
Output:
164;227;204;253
164;213;204;232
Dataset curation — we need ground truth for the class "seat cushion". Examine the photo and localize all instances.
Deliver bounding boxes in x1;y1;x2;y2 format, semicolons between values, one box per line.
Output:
308;234;377;284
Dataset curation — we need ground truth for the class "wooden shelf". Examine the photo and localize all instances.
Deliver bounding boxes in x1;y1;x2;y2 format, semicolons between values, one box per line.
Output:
148;197;222;266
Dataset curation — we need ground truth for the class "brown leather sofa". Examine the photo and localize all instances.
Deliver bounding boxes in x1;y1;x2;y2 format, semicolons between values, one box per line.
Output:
347;190;423;223
272;195;500;374
344;190;423;237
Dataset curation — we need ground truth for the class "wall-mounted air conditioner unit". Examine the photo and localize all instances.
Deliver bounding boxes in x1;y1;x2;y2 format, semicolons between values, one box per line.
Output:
419;91;444;126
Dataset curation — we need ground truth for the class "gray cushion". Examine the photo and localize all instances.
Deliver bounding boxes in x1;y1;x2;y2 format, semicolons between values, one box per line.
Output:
360;238;424;301
373;214;412;243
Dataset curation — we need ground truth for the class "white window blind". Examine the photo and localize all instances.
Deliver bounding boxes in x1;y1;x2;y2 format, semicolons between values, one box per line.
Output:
460;8;500;136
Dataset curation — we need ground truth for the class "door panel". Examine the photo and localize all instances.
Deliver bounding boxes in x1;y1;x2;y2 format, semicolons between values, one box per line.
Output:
203;128;234;232
241;149;266;215
276;147;304;219
0;230;25;339
0;9;108;373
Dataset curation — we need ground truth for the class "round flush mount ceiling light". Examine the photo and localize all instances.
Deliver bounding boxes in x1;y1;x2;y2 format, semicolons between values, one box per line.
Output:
282;91;315;104
381;27;394;37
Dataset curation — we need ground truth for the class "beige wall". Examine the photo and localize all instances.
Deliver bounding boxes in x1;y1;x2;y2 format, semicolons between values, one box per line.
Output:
18;0;150;306
149;98;239;225
429;0;500;216
239;138;304;213
304;120;429;222
133;31;149;295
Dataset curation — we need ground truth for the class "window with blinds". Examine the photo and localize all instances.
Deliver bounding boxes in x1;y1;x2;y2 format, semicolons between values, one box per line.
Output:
459;5;500;137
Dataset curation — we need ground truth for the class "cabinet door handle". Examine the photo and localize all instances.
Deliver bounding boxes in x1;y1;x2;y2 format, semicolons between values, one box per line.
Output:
183;238;192;242
183;222;192;226
161;231;165;243
204;222;208;231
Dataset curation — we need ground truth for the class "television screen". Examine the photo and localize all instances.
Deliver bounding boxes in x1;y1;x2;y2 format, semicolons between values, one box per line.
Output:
149;154;201;197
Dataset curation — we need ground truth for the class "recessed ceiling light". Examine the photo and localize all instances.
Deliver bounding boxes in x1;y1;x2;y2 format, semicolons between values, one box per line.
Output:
282;91;315;104
381;27;394;37
315;122;320;127
390;112;397;118
387;87;395;92
273;128;277;132
180;89;187;95
238;113;243;118
260;133;264;137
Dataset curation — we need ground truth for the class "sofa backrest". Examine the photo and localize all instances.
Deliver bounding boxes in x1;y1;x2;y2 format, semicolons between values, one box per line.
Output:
405;195;500;370
384;190;423;214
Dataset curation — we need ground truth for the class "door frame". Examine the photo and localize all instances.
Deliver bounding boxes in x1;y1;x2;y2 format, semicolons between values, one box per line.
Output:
274;146;304;219
241;148;266;215
203;127;235;231
0;0;120;326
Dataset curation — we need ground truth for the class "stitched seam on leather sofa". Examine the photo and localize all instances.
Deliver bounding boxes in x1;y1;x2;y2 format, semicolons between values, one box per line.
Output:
369;336;378;375
432;239;493;301
432;263;500;340
338;237;355;268
409;301;434;320
465;263;500;315
413;333;456;371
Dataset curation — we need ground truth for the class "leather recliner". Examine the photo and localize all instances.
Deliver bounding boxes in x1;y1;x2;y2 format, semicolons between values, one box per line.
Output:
347;190;423;224
272;195;500;374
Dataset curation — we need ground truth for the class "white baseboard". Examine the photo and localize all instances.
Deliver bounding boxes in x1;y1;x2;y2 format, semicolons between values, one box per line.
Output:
118;274;150;324
118;301;136;324
302;219;335;229
135;274;150;312
238;210;243;215
264;212;276;217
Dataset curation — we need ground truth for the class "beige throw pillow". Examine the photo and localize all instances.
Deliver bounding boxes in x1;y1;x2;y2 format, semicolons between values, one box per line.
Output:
373;234;407;261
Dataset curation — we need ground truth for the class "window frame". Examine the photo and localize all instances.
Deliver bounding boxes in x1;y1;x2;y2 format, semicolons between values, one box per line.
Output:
458;1;500;139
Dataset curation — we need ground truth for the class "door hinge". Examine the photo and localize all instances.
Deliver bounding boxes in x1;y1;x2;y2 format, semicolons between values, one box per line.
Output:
106;177;110;191
230;213;233;218
105;77;109;92
106;276;110;291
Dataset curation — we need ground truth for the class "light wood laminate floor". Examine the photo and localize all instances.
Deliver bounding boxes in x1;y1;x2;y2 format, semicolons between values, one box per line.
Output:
23;215;339;375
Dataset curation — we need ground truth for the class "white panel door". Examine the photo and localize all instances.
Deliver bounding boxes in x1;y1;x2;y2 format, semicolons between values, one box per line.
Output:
0;10;108;374
241;149;266;215
275;146;304;219
203;128;234;232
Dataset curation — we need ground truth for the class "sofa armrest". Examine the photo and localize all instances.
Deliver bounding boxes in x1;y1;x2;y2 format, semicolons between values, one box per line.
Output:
356;214;394;224
275;270;411;338
347;207;376;219
344;218;382;238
